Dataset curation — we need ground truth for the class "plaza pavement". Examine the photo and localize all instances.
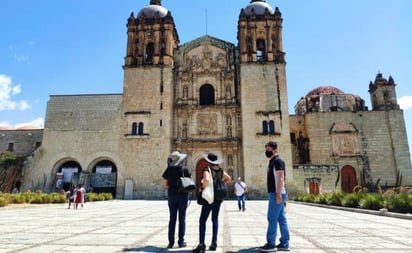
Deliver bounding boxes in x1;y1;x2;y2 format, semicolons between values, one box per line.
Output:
0;200;412;253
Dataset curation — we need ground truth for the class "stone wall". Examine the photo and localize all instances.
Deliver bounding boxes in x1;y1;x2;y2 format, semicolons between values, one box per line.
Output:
22;94;123;192
0;129;43;156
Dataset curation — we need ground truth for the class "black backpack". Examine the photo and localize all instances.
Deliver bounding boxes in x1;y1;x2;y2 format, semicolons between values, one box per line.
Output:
213;168;227;200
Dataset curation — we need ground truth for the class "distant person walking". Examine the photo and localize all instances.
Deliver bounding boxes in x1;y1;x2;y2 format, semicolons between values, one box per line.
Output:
234;177;247;211
74;184;84;209
259;141;290;252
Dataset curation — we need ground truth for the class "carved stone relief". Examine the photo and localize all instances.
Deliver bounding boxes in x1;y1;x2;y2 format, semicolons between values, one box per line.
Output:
197;114;217;135
184;45;227;72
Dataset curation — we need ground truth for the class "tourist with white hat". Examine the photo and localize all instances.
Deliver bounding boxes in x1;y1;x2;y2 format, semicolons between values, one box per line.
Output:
162;151;191;249
193;153;231;253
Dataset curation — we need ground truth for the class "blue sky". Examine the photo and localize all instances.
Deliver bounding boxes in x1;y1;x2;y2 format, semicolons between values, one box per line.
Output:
1;0;411;151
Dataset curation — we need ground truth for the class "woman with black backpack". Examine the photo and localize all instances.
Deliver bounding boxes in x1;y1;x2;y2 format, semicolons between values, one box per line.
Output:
193;153;231;253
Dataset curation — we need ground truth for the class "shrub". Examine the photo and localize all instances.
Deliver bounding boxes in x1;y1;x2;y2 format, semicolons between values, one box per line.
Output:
9;193;25;204
301;193;316;203
325;192;346;206
313;194;327;204
359;193;384;210
50;192;66;203
385;193;412;213
341;193;364;208
0;197;6;207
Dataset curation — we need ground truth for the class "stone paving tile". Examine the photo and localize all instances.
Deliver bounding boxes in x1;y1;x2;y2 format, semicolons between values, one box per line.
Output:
1;200;412;252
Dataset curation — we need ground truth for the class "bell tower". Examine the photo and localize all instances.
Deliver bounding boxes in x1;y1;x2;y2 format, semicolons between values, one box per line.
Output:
238;0;293;188
118;0;179;198
368;73;400;111
124;0;178;67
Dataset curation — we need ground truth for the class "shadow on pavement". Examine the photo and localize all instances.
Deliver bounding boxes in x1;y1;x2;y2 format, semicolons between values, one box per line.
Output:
123;245;193;253
226;247;259;253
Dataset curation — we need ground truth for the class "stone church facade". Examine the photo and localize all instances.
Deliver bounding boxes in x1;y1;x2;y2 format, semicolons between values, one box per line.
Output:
17;0;411;198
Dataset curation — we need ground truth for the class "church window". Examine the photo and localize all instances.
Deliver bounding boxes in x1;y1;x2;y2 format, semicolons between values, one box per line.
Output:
269;120;275;134
145;43;154;63
160;120;162;127
262;121;268;135
383;90;391;104
290;132;296;144
160;40;166;56
160;102;163;110
138;122;144;135
199;84;215;105
132;122;138;136
256;39;266;62
7;142;14;152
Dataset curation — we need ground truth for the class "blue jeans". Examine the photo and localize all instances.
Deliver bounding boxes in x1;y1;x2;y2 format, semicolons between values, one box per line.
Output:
199;200;223;244
237;194;246;210
168;193;189;245
266;192;290;247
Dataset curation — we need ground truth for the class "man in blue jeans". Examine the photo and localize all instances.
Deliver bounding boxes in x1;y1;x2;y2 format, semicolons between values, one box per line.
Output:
234;177;247;211
259;141;290;252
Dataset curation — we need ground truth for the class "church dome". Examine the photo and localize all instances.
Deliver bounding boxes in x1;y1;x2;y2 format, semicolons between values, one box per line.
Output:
305;86;344;98
243;0;275;15
137;1;169;19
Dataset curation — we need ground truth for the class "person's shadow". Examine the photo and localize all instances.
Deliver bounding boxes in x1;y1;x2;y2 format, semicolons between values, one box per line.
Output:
123;246;259;253
226;247;259;253
122;246;193;253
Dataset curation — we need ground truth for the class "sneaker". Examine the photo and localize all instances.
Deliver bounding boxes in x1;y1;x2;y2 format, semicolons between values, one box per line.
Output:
192;244;206;253
276;244;290;251
209;242;217;251
178;242;187;248
166;243;174;249
258;243;276;252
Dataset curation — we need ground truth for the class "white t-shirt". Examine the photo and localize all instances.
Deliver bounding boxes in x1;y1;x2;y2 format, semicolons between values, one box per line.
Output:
234;181;247;196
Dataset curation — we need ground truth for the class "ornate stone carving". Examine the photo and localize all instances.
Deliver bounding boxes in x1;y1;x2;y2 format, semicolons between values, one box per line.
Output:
197;114;217;135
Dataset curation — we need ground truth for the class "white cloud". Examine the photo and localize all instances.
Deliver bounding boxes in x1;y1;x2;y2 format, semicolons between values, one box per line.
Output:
0;117;44;129
0;74;30;111
398;96;412;110
15;117;44;129
13;54;29;63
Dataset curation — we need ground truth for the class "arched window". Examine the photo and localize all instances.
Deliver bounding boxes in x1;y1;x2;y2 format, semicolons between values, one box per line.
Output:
269;120;275;134
145;43;154;63
199;84;215;105
138;122;144;135
132;122;138;136
256;39;266;62
262;121;268;135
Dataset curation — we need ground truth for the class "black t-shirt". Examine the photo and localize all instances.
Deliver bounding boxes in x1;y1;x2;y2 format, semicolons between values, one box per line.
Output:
162;165;191;195
267;156;285;193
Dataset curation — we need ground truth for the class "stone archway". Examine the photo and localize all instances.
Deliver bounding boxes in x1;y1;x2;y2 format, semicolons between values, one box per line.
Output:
57;161;82;191
91;160;117;197
341;165;357;193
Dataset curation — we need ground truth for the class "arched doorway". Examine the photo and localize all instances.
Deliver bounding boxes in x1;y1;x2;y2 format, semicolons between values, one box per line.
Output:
57;161;82;191
309;181;319;195
341;165;357;193
91;160;117;197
